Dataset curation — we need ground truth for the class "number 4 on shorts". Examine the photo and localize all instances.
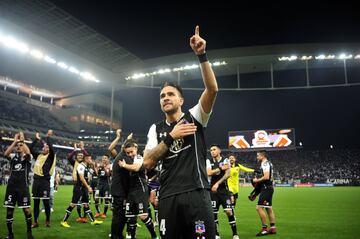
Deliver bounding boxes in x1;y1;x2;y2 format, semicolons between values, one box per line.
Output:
160;219;166;235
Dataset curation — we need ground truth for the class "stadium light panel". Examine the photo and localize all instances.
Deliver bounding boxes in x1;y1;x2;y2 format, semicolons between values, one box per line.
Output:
315;54;326;60
68;66;80;74
0;30;100;83
44;56;56;64
338;53;352;60
57;62;68;69
80;72;99;83
126;61;226;80
355;55;360;59
300;56;312;60
30;49;44;59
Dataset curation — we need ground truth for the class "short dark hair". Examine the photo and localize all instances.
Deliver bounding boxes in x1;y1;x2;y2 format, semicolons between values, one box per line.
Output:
124;139;138;149
160;82;183;97
210;144;221;149
257;150;267;157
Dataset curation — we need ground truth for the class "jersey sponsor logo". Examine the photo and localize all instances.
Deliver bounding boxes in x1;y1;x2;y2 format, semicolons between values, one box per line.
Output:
195;220;206;235
169;139;192;154
24;197;28;203
138;203;144;210
14;163;23;171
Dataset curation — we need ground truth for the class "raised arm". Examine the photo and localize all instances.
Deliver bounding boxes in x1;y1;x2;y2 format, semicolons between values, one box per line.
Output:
30;132;41;159
239;164;255;173
108;129;121;158
190;26;218;114
44;129;55;158
4;133;19;157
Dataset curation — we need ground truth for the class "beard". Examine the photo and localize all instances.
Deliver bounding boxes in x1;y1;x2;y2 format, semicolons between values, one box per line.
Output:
162;104;179;115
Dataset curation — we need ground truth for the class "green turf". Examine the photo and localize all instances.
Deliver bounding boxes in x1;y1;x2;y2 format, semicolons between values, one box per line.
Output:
1;185;359;238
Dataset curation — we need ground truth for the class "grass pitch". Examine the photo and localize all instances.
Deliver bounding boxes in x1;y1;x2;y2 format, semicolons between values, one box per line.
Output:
0;185;359;238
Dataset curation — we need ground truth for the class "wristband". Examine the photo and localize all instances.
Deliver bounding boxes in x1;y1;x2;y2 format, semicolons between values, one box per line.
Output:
163;134;174;148
197;53;208;63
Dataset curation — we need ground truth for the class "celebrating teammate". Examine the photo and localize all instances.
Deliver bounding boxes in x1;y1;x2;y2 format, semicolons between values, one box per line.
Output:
253;151;277;236
60;154;103;228
30;130;56;228
207;144;239;239
227;154;254;207
118;138;158;239
3;132;34;239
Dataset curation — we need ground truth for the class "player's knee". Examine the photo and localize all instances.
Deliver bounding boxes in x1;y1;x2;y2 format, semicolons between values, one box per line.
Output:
139;214;148;221
225;209;233;216
23;208;31;214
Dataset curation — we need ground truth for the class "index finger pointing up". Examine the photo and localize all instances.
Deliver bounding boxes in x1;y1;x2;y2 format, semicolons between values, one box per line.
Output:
195;25;199;36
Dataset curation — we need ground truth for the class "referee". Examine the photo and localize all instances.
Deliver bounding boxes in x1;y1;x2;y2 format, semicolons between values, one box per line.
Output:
143;26;218;239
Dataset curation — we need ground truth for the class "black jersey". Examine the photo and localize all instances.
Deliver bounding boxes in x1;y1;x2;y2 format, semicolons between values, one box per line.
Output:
128;154;147;193
98;166;110;185
111;152;130;198
145;104;211;199
7;153;32;186
208;157;230;193
259;160;274;188
76;162;90;187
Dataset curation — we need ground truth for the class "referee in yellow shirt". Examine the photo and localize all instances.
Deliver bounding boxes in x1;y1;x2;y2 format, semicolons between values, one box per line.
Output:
227;154;254;207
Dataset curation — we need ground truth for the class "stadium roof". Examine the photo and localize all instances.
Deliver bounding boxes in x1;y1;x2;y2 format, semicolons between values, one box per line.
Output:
0;0;140;72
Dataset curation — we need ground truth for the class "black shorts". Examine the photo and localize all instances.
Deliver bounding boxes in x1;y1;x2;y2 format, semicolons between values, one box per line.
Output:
210;190;232;212
32;177;50;199
125;189;149;217
3;183;31;208
90;179;98;191
111;196;127;239
97;183;110;198
257;187;274;208
158;189;215;239
71;185;90;205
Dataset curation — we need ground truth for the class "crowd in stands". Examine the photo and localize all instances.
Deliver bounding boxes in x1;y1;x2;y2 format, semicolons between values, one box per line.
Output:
1;129;360;185
228;149;360;185
0;93;70;132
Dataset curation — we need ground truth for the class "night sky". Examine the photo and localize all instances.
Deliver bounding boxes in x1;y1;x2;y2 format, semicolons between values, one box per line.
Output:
49;1;359;59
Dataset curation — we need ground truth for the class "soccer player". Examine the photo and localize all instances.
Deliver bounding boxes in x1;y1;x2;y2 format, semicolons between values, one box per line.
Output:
89;159;99;210
66;142;89;223
143;26;217;239
108;129;130;239
253;150;277;236
3;132;34;239
94;155;112;218
30;130;56;228
207;144;239;239
117;139;158;239
60;154;103;227
227;154;254;207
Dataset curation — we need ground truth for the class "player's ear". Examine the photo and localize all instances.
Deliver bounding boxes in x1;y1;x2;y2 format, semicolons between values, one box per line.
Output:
179;96;184;106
